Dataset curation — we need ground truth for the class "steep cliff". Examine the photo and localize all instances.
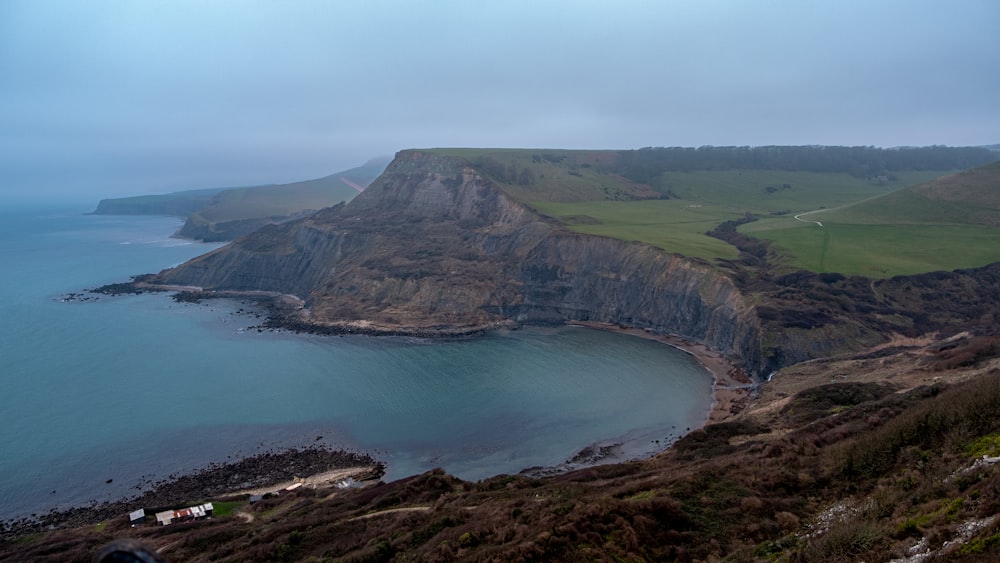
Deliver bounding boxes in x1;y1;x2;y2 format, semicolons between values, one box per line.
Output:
175;209;324;242
152;150;765;375
746;264;1000;368
513;233;761;372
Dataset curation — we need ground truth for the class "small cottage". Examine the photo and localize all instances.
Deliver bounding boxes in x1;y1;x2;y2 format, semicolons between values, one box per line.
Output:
154;503;215;526
128;508;145;527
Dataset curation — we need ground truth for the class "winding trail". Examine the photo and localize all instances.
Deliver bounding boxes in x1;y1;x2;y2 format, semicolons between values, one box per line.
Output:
791;185;902;228
793;209;825;227
790;208;835;269
349;506;431;521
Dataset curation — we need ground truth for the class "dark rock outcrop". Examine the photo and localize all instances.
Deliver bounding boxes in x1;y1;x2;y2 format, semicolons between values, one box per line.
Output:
152;150;765;376
745;263;1000;369
514;233;762;371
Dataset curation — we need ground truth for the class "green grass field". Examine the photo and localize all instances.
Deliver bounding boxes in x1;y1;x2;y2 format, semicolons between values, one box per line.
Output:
198;178;361;222
433;148;1000;277
654;170;949;211
743;165;1000;276
531;169;970;269
209;500;245;518
531;199;743;261
427;148;653;202
541;167;1000;277
746;222;1000;277
192;157;392;223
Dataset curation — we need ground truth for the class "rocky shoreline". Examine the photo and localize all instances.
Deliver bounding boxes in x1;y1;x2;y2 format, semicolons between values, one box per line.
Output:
93;281;759;425
92;281;517;339
0;447;383;539
91;283;757;434
254;297;517;338
65;285;756;518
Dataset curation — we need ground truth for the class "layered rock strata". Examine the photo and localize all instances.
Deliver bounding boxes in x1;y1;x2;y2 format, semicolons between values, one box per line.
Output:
151;150;764;375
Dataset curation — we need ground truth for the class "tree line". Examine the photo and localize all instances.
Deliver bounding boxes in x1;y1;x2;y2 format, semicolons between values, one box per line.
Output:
609;145;999;184
474;156;537;186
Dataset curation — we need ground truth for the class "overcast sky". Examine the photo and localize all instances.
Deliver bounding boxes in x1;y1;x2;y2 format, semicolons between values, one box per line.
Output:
2;0;998;201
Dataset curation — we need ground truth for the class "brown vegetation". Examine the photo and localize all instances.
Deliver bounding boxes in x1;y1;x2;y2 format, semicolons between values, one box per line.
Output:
10;151;1000;560
4;339;999;562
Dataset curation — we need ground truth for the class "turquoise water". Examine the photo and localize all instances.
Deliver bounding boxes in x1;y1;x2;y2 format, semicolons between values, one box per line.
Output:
0;204;712;519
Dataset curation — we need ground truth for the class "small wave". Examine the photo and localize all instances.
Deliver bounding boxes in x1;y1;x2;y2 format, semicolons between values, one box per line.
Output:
128;238;194;247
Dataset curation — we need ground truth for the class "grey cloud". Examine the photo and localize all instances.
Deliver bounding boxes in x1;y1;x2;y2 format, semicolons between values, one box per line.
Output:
1;0;998;200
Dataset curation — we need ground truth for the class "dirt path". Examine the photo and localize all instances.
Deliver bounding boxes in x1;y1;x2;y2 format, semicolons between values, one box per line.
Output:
349;506;431;521
341;178;366;193
227;466;374;497
793;210;825;227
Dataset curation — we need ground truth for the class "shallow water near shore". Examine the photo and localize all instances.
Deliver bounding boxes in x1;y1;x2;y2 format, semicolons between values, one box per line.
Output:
0;204;712;520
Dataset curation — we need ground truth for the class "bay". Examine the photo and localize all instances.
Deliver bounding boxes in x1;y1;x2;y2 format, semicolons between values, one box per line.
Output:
0;204;712;520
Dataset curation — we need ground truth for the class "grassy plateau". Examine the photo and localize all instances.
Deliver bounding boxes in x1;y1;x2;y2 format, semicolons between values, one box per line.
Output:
430;147;999;276
744;162;1000;276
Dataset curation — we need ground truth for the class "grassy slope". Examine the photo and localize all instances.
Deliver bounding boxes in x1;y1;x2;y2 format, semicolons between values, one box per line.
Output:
745;163;1000;277
532;199;744;261
427;148;656;202
194;178;356;222
92;188;222;216
535;170;954;263
194;158;389;222
657;169;947;210
96;159;389;231
429;149;981;272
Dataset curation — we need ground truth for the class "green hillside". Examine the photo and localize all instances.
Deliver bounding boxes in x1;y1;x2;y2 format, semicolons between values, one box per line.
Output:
428;148;660;202
188;157;390;223
744;162;1000;276
532;199;745;261
92;188;222;216
434;147;998;271
819;161;1000;227
531;170;950;262
94;157;390;241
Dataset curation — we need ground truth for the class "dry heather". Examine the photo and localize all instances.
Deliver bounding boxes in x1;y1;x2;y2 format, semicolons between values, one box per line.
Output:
4;334;1000;562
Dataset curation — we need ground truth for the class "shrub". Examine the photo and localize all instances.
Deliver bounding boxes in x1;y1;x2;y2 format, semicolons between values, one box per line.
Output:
799;517;885;562
961;531;1000;555
781;382;893;425
840;372;1000;478
775;511;801;532
458;531;479;547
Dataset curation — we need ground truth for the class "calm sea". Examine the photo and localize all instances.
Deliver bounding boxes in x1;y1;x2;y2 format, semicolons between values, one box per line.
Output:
0;204;712;520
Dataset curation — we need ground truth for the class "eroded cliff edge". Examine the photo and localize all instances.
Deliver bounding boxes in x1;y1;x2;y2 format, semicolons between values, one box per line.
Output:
149;150;765;376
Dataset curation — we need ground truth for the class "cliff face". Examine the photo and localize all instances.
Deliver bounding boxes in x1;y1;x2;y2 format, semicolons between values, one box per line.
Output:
514;233;762;371
153;150;763;375
176;214;298;242
747;264;1000;369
